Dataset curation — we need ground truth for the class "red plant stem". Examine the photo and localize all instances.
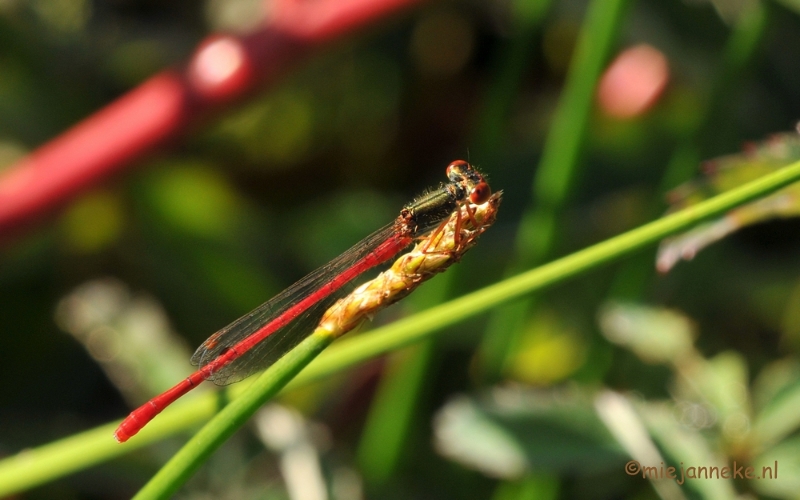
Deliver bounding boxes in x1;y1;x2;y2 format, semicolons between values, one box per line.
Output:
0;0;426;239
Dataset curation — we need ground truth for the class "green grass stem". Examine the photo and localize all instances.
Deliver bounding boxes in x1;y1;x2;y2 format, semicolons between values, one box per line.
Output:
479;0;631;381
132;331;335;500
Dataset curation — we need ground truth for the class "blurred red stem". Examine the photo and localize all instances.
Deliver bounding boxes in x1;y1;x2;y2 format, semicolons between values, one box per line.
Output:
0;0;426;240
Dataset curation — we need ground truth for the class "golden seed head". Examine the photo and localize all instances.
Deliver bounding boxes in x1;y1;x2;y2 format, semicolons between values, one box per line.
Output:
316;192;502;338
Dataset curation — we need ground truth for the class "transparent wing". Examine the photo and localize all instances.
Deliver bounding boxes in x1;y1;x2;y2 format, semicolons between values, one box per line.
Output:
190;222;406;385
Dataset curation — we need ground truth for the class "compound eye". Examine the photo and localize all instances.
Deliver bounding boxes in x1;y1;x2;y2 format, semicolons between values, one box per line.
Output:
446;159;470;180
469;181;491;204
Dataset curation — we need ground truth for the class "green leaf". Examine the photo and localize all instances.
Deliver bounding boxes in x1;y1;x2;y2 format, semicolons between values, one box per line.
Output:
751;436;800;499
752;373;800;452
433;388;626;478
681;351;752;442
642;403;739;500
658;131;800;272
598;301;696;365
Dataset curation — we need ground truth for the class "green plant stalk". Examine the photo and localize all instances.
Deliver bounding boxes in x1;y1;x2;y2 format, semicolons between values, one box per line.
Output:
474;0;553;153
609;2;769;300
292;159;800;386
355;0;555;485
354;274;447;487
480;0;631;381
658;1;769;195
520;0;630;264
491;474;559;500
356;342;434;485
133;330;335;500
355;0;554;484
3;159;800;497
0;396;221;498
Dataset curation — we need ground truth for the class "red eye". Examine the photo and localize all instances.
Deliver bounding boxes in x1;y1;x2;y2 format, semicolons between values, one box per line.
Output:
469;181;491;204
446;159;469;177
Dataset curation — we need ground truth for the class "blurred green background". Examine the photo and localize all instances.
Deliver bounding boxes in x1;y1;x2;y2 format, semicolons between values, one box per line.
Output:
3;0;800;498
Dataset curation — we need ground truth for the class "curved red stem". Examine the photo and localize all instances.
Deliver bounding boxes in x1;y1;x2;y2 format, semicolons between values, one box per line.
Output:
0;0;426;239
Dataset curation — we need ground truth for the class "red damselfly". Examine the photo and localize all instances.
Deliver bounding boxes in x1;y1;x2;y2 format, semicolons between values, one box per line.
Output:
114;161;491;442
